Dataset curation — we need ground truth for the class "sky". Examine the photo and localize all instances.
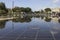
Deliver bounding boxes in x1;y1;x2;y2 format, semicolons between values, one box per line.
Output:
0;0;60;11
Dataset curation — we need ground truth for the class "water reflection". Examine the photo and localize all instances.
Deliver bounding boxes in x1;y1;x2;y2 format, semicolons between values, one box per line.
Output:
40;16;44;19
12;16;32;23
12;15;60;23
44;17;52;22
58;19;60;23
0;20;7;29
0;16;60;40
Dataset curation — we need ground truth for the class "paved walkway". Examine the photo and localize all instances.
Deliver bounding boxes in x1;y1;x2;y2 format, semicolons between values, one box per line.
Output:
0;17;18;21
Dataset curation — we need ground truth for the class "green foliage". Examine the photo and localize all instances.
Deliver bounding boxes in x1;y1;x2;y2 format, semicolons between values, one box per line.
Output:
34;11;40;13
44;8;51;12
20;7;25;12
40;10;44;13
12;7;21;12
12;7;32;13
0;2;8;16
25;7;32;13
0;2;6;10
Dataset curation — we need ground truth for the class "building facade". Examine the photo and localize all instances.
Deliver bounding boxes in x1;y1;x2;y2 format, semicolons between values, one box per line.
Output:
52;8;60;13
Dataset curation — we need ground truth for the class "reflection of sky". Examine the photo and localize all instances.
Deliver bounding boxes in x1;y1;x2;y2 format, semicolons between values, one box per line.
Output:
0;0;60;11
0;18;60;35
50;22;60;34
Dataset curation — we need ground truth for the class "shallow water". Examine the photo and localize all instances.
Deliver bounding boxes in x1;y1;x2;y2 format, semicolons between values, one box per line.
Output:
0;17;60;40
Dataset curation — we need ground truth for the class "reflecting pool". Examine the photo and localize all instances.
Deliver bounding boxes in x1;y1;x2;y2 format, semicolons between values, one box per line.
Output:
0;17;60;40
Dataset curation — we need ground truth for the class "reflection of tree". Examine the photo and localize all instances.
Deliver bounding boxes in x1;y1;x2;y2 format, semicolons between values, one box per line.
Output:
0;20;7;29
40;16;44;19
12;16;32;23
20;17;31;23
58;19;60;23
58;13;60;17
35;16;40;18
44;17;51;22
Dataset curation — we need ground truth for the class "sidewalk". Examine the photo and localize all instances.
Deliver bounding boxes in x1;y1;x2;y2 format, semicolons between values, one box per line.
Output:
0;17;18;21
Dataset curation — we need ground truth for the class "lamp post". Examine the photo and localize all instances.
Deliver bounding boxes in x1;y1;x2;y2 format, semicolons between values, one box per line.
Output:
12;1;14;17
12;0;14;30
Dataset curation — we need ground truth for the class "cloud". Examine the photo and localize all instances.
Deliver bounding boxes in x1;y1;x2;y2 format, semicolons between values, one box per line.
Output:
52;0;59;3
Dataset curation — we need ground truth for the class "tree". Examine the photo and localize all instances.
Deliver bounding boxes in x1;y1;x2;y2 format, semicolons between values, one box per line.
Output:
0;2;6;10
44;8;51;13
20;7;25;12
34;11;40;13
44;8;51;17
12;7;32;13
25;7;32;13
0;2;8;16
12;7;21;12
40;10;44;13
